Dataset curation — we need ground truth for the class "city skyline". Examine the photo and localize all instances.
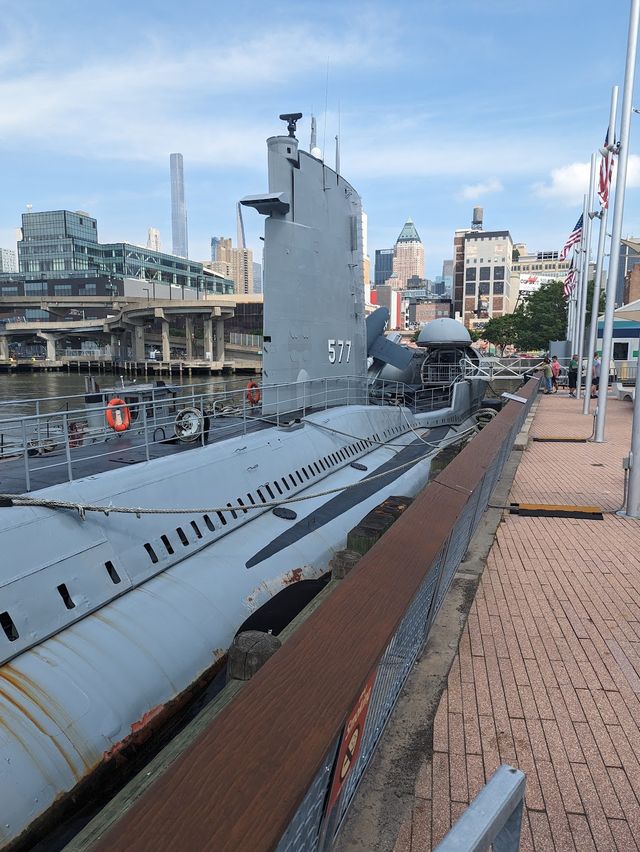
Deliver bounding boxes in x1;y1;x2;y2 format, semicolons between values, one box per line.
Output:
1;0;640;278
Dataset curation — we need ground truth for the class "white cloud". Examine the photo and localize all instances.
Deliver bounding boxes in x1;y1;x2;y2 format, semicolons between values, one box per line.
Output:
534;156;640;205
0;23;389;166
457;178;503;200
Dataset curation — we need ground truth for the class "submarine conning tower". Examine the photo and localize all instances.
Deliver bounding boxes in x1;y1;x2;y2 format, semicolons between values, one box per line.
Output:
242;113;367;416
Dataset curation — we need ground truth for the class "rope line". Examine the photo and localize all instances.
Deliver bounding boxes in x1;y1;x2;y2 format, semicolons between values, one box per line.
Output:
0;428;477;520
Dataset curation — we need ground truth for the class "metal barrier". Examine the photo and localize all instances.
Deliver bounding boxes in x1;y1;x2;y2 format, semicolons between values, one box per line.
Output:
91;378;538;852
434;765;525;852
0;374;460;491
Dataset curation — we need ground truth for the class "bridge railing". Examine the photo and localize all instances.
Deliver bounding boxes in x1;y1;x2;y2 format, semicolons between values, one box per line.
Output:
88;378;539;852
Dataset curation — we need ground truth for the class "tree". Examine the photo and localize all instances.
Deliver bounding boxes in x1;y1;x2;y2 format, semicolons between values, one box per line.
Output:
467;328;480;342
482;313;522;356
584;279;606;330
515;280;567;351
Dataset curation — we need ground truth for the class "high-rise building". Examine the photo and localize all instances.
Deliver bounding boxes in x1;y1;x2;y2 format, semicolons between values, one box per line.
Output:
146;228;161;252
211;237;221;262
170;153;188;259
389;219;424;290
374;249;394;286
253;261;263;294
442;259;453;295
0;248;18;273
205;236;254;294
462;230;514;329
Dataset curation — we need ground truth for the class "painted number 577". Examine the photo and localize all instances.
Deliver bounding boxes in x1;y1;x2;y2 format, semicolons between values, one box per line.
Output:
328;339;352;364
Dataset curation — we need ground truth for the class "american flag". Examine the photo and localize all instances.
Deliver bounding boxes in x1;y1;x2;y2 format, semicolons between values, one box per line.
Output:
560;214;583;260
598;127;615;209
563;260;577;297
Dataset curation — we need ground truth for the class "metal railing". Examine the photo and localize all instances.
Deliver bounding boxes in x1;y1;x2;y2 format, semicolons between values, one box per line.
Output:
434;765;525;851
0;374;458;491
228;331;263;347
92;378;539;852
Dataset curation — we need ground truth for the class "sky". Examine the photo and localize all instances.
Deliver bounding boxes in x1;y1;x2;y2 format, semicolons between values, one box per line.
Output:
1;0;640;279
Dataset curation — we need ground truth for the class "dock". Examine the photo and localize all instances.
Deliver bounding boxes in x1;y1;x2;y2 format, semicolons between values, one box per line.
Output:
337;392;640;851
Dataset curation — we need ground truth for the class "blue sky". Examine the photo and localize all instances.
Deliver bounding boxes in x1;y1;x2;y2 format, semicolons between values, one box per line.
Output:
1;0;639;278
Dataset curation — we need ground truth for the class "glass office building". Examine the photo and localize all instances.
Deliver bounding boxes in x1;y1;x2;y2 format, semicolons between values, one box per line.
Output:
14;210;232;294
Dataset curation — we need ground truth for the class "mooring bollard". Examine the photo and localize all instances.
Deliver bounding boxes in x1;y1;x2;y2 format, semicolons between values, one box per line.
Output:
226;630;282;683
329;549;362;579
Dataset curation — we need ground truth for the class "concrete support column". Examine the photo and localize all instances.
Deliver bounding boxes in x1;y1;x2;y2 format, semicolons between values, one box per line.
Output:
133;326;145;361
204;317;213;361
185;316;194;359
40;334;57;362
110;334;121;359
215;318;225;362
161;318;170;362
0;336;9;360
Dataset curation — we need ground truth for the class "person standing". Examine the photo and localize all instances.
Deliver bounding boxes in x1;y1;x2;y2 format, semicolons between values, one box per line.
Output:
591;352;601;399
542;358;553;394
568;354;578;397
551;355;561;393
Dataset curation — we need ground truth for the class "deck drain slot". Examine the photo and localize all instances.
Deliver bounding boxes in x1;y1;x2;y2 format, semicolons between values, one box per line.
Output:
510;503;603;520
532;437;588;443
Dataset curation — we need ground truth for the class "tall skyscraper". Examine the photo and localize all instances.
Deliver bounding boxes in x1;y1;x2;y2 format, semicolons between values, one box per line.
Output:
170;153;188;259
146;228;161;252
374;249;394;286
211;237;221;262
208;236;254;294
390;219;424;290
0;248;18;273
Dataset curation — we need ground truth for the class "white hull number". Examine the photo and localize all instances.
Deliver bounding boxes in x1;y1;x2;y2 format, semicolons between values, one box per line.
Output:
328;339;352;364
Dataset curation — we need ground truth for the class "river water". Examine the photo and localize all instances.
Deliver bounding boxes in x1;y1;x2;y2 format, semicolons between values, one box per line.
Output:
0;371;257;419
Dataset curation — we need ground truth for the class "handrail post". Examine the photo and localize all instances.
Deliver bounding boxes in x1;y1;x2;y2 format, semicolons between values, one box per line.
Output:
21;419;31;492
142;403;150;461
62;413;73;482
35;400;41;449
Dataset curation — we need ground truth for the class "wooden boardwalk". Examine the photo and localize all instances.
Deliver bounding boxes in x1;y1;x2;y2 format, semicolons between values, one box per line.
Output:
394;394;640;851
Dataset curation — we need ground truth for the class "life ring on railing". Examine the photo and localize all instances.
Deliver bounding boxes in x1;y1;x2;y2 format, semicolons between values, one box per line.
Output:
106;398;131;432
246;381;261;406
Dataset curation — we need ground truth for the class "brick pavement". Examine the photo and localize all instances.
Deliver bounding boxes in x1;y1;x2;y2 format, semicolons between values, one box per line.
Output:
394;393;640;852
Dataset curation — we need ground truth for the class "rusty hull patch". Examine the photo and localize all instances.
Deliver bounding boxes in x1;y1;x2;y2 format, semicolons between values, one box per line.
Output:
5;649;227;852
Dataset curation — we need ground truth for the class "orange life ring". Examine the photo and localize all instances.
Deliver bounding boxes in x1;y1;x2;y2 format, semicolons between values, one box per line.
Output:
106;397;131;432
246;381;261;406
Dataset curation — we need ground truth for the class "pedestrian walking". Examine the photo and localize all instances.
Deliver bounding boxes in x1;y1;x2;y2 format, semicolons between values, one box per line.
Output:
568;354;578;397
551;355;561;393
591;352;601;398
542;358;553;394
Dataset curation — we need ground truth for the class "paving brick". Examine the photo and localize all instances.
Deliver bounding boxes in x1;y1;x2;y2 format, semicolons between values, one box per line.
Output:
393;813;412;852
566;813;597;852
431;751;451;847
571;762;618;852
607;766;640;839
432;691;448;754
540;720;584;814
408;797;430;852
461;687;482;755
465;753;486;803
608;818;638;852
527;810;555;852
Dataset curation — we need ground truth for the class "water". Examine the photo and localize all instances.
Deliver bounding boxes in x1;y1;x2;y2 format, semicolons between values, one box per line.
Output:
0;371;257;419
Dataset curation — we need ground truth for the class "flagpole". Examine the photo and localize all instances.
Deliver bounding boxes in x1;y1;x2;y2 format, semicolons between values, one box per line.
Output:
583;86;619;414
571;240;583;348
595;0;640;443
576;163;597;400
